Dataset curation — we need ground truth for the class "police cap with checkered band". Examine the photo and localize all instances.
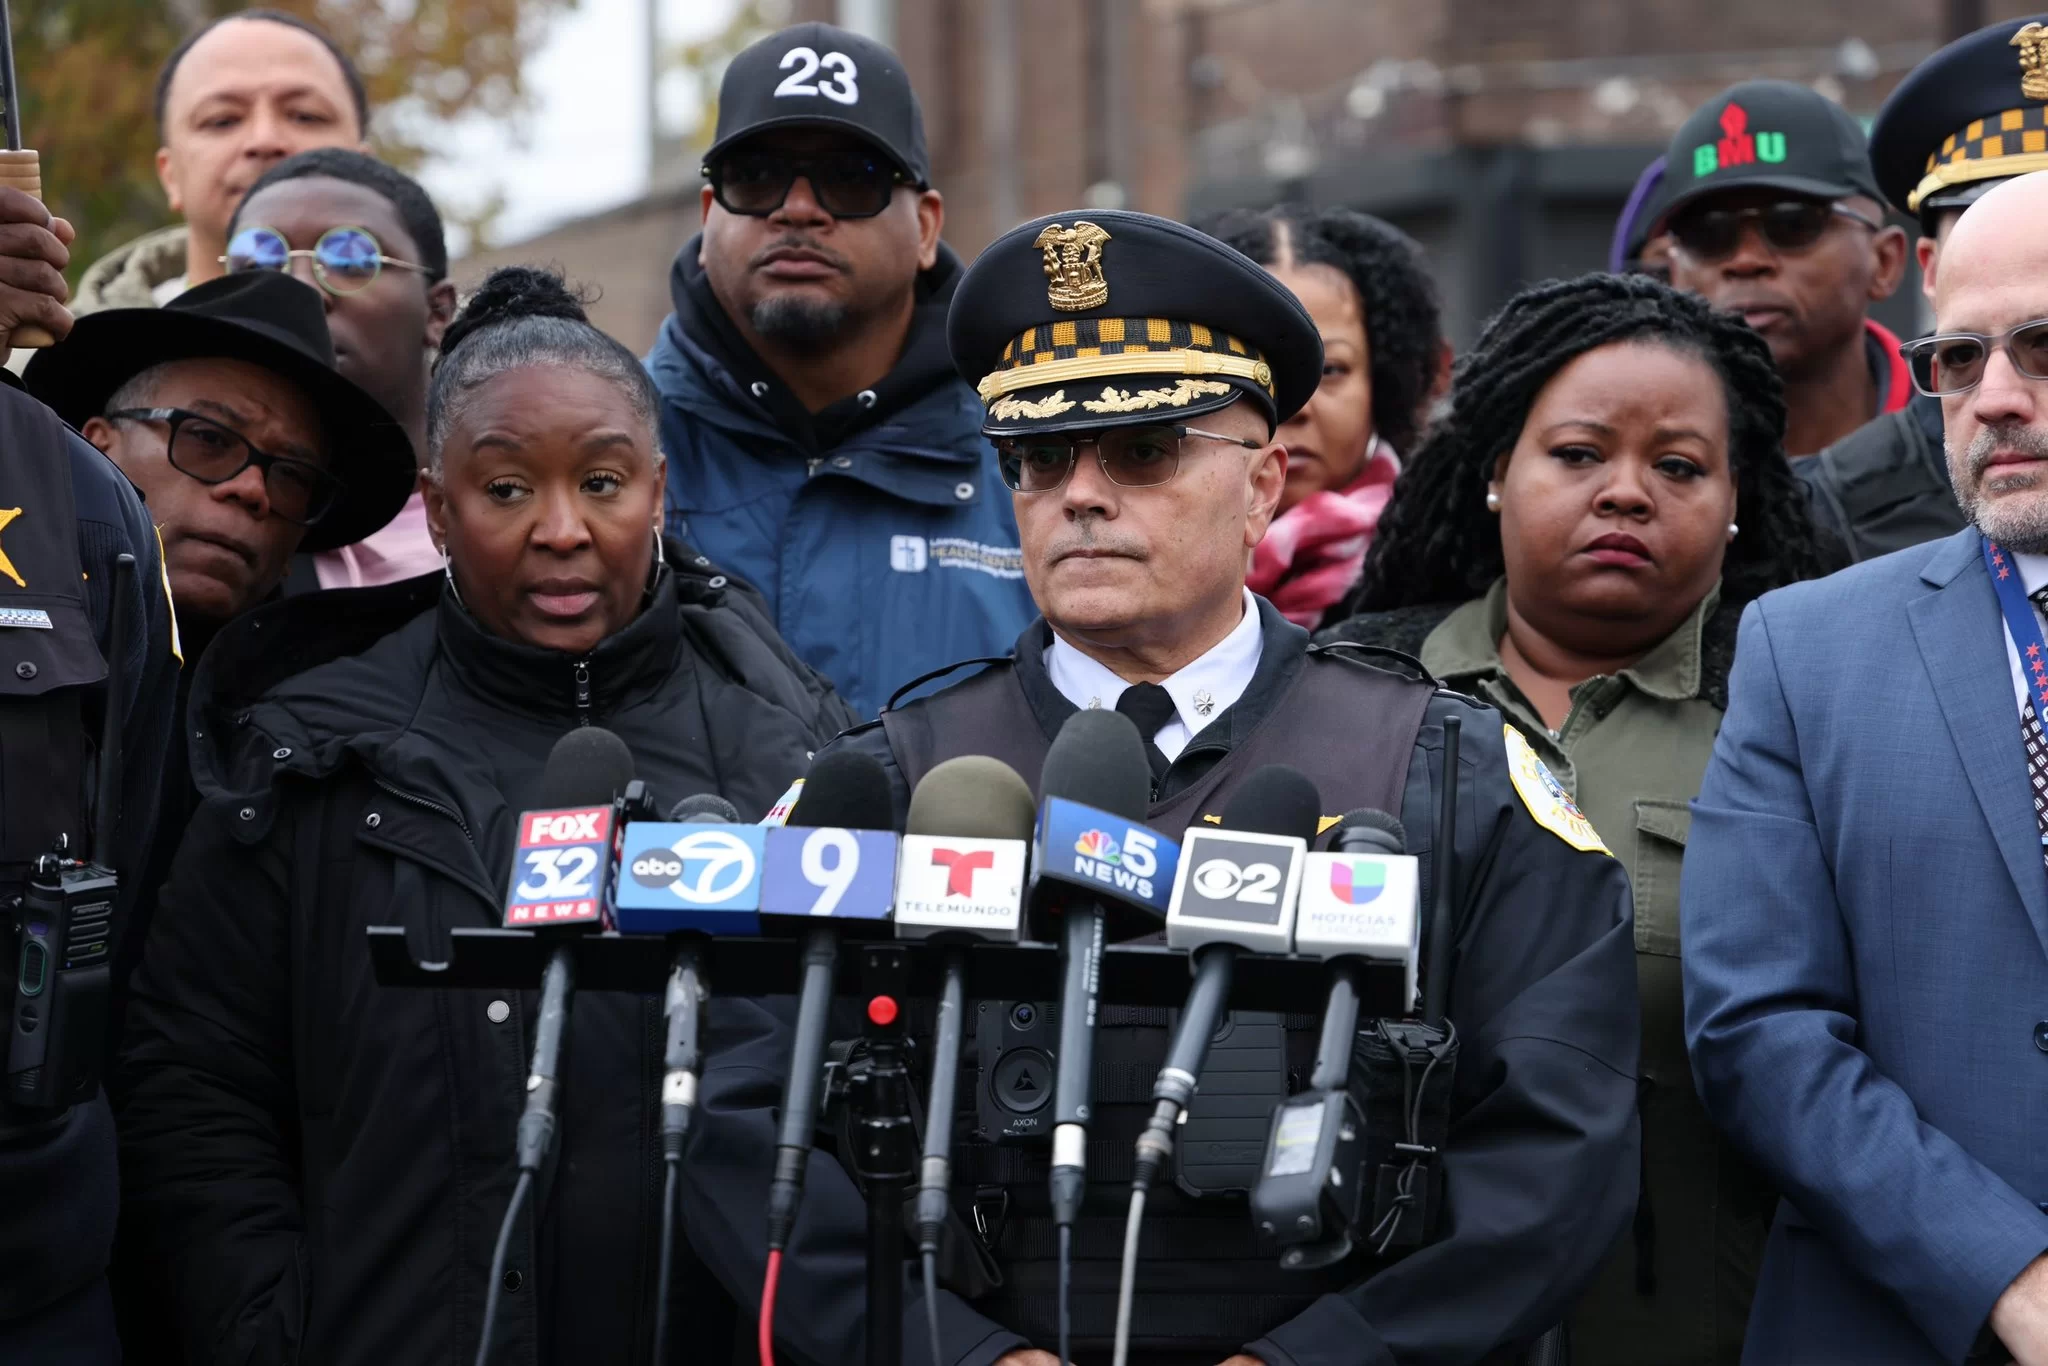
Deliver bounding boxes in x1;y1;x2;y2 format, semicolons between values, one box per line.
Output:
1870;15;2048;229
949;209;1323;438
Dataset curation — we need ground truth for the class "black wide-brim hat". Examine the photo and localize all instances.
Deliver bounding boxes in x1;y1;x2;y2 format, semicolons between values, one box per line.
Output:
24;272;415;553
949;210;1323;438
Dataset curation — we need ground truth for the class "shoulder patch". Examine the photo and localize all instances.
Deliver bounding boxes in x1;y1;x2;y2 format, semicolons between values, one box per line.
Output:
1501;723;1610;855
760;778;803;826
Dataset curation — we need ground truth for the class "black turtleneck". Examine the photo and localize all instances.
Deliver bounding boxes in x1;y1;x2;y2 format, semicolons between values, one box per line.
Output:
667;233;968;453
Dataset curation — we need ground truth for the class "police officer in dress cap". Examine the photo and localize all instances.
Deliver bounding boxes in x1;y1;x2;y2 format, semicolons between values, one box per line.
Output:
822;211;1640;1366
1799;16;2048;562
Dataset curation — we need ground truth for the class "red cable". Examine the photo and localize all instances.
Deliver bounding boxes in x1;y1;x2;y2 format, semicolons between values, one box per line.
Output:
758;1248;783;1366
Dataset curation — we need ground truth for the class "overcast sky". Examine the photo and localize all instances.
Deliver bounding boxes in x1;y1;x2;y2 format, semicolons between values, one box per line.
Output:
419;0;741;254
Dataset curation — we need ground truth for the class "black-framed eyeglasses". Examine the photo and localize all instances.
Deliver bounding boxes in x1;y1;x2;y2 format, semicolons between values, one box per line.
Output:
1900;318;2048;397
107;407;345;526
1668;199;1883;262
994;424;1264;494
222;224;435;297
702;150;910;219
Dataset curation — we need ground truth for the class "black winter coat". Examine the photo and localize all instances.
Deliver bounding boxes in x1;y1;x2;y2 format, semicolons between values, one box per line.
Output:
111;549;916;1366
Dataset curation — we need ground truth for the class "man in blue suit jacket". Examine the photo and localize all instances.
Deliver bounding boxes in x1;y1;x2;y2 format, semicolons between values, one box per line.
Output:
1684;171;2048;1365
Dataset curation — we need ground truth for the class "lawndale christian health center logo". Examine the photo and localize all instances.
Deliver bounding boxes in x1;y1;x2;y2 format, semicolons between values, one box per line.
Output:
1693;103;1786;178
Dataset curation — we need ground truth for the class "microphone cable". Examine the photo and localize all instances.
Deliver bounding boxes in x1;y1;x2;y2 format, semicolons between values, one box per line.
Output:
475;1168;535;1366
1058;1221;1074;1366
921;948;965;1366
757;1248;784;1366
653;944;707;1366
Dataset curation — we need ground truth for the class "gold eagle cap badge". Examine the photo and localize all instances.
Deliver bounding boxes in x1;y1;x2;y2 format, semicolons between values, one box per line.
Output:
1034;221;1111;311
2016;22;2048;102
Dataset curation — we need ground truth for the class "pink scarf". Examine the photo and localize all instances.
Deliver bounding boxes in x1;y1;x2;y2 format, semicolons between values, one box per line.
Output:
1248;438;1399;627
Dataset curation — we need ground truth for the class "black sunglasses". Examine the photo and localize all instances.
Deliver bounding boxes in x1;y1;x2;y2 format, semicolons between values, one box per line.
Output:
108;407;345;527
703;151;910;219
995;424;1263;494
1669;199;1883;262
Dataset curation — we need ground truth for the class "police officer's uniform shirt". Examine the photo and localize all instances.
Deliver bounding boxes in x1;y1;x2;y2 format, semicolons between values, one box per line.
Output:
1043;588;1262;761
2003;552;2048;710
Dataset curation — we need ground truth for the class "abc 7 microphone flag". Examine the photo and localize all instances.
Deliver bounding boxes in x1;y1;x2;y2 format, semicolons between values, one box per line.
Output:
505;806;615;926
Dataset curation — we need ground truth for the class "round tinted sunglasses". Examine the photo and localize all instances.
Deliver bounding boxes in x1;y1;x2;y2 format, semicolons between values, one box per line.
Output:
223;224;433;296
703;151;910;219
1668;199;1883;262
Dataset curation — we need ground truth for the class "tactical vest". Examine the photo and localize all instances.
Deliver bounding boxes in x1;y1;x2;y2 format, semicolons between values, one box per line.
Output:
0;397;106;896
881;648;1432;1356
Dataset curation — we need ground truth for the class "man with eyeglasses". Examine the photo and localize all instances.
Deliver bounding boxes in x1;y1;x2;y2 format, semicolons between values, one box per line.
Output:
1798;16;2048;563
18;273;411;1243
1659;81;1910;460
1682;170;2048;1366
822;210;1639;1366
223;148;458;590
644;22;1034;718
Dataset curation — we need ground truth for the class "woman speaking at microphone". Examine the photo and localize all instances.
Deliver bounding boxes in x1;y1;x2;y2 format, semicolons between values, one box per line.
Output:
1321;273;1840;1366
112;268;891;1365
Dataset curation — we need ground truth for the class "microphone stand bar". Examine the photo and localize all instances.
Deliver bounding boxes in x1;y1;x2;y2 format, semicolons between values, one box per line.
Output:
368;927;1407;1017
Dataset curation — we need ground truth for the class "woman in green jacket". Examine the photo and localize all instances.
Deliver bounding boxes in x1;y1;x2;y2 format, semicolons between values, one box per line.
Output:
1320;273;1843;1365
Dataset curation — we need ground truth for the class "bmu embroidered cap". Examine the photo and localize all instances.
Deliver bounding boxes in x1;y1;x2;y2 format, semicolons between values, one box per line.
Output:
703;22;931;188
1659;79;1885;224
948;209;1323;438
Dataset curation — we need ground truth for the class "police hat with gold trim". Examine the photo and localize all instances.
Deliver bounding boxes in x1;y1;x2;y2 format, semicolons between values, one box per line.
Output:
948;210;1321;437
1872;15;2048;226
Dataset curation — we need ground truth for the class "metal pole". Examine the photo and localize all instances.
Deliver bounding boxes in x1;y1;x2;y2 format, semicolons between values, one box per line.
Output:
0;0;23;151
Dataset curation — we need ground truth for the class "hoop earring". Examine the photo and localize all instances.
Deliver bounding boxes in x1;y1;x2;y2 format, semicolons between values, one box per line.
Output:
440;546;466;607
1485;490;1502;513
645;524;668;601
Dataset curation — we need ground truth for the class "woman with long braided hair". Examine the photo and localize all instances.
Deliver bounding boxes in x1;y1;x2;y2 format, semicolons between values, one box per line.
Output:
1321;271;1842;1366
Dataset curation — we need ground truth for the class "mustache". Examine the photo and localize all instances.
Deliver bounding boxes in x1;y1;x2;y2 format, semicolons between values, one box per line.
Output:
1959;423;2048;480
748;234;851;271
1044;526;1148;562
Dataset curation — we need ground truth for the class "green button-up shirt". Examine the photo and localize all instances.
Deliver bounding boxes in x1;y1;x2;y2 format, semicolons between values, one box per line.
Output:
1417;578;1768;1366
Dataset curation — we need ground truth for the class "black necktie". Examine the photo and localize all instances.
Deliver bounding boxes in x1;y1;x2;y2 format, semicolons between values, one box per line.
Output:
1115;682;1178;782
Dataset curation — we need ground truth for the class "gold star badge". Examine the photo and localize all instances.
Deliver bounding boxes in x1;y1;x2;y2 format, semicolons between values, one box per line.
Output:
0;508;25;589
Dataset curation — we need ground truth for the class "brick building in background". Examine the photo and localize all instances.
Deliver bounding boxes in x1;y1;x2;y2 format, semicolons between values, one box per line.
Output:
460;0;2029;353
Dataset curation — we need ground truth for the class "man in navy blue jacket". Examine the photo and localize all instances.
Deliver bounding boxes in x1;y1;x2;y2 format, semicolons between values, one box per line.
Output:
644;22;1034;717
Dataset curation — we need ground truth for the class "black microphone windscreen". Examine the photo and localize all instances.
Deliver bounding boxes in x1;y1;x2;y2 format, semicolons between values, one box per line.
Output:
788;750;898;831
1219;765;1322;841
1334;807;1407;854
669;793;741;824
907;756;1036;839
1040;708;1150;820
540;727;635;807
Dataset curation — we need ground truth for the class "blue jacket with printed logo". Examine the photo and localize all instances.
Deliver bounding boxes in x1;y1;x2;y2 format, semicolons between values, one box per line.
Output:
645;236;1036;719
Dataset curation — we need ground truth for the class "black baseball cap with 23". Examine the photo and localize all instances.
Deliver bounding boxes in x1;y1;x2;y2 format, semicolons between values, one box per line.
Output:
703;22;931;188
22;272;414;553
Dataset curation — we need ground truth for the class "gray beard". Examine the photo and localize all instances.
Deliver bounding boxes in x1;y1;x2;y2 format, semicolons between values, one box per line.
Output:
1951;423;2048;553
751;294;850;349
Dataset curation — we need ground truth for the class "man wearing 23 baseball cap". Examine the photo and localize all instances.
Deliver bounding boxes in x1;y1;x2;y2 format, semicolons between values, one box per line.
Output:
1661;80;1910;459
644;22;1034;720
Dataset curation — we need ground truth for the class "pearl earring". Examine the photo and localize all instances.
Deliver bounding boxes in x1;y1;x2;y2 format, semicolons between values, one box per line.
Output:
1727;522;1739;539
1485;491;1502;513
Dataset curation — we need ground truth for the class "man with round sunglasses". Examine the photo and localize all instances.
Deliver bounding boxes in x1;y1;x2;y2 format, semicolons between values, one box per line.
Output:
1659;80;1909;460
1798;16;2048;564
823;209;1639;1366
224;148;459;591
645;21;1034;718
